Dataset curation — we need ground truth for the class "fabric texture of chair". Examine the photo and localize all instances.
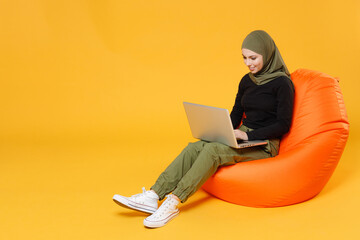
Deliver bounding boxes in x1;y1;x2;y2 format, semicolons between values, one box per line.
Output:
202;68;350;207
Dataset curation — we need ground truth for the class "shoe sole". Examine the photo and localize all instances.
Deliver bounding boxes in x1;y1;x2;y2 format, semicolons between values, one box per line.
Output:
143;210;179;228
113;195;156;214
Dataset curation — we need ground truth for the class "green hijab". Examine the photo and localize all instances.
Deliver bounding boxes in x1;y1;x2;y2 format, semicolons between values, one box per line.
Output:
242;30;291;85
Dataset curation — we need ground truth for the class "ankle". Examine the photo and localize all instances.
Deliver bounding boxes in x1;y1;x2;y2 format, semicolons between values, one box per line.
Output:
169;194;181;204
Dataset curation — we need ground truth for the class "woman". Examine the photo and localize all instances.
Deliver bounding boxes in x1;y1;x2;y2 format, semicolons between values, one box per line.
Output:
113;30;295;228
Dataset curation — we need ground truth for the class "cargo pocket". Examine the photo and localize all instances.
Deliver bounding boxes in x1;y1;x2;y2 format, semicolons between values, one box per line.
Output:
267;139;280;157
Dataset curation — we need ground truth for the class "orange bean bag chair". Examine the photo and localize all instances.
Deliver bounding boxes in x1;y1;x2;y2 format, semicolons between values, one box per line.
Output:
202;69;350;207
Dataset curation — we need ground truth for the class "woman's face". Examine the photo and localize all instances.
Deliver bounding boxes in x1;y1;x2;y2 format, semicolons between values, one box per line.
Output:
242;48;264;74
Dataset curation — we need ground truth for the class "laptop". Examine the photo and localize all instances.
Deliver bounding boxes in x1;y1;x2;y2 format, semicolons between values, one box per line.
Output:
183;102;268;149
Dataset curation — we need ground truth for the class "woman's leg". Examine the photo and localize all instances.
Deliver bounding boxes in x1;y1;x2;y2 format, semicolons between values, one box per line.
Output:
144;141;276;228
172;142;273;202
151;141;208;200
152;139;278;202
112;141;209;214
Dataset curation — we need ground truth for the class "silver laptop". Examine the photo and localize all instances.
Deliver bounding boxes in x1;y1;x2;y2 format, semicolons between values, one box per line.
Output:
183;102;268;149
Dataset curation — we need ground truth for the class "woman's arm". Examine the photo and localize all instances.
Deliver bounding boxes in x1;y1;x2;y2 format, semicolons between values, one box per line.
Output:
230;77;246;129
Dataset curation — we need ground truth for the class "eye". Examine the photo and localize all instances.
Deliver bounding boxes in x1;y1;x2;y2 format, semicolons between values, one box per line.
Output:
250;57;256;60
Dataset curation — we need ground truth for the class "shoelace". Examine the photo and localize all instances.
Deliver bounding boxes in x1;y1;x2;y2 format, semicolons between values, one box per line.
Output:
152;195;177;218
130;187;147;200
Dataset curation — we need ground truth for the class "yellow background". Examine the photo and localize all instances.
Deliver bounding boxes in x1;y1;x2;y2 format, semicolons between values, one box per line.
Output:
1;0;360;239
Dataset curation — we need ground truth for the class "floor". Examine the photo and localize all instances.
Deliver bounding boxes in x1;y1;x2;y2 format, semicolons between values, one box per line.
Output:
1;134;359;240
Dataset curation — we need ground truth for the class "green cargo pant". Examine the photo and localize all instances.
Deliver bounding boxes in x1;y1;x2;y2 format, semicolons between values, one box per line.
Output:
151;126;280;203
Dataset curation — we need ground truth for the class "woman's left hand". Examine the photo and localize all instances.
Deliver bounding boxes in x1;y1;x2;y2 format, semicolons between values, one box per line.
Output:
234;129;249;141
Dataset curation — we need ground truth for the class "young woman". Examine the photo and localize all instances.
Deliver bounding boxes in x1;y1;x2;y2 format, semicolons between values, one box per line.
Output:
113;30;295;228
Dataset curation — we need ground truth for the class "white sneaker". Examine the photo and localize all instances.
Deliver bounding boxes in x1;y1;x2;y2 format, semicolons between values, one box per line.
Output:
143;194;180;228
113;187;159;214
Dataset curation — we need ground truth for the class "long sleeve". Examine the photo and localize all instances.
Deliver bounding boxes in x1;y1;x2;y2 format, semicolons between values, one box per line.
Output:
230;77;245;129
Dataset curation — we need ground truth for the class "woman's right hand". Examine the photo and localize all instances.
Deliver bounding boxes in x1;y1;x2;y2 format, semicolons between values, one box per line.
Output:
234;129;248;141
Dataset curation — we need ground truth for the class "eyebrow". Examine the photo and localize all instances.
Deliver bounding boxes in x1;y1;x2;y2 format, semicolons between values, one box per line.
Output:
242;55;257;58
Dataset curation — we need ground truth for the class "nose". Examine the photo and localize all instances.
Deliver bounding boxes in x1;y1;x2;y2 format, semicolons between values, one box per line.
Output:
245;59;251;66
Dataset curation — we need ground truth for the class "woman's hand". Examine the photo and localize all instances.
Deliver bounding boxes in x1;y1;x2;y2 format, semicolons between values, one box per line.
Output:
234;129;248;141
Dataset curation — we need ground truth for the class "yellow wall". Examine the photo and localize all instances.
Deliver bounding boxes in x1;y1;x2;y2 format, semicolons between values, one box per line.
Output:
1;0;359;144
1;1;360;239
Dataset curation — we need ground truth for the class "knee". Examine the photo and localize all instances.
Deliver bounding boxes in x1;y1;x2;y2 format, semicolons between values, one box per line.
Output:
201;142;224;166
203;142;222;153
186;141;206;152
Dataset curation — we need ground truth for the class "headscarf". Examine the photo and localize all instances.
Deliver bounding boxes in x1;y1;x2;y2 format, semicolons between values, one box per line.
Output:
242;30;291;85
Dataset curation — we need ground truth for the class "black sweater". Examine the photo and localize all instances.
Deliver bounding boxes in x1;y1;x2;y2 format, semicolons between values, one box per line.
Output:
230;74;295;140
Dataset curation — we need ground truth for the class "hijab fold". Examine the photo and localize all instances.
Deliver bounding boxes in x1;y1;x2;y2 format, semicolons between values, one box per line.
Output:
242;30;291;85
